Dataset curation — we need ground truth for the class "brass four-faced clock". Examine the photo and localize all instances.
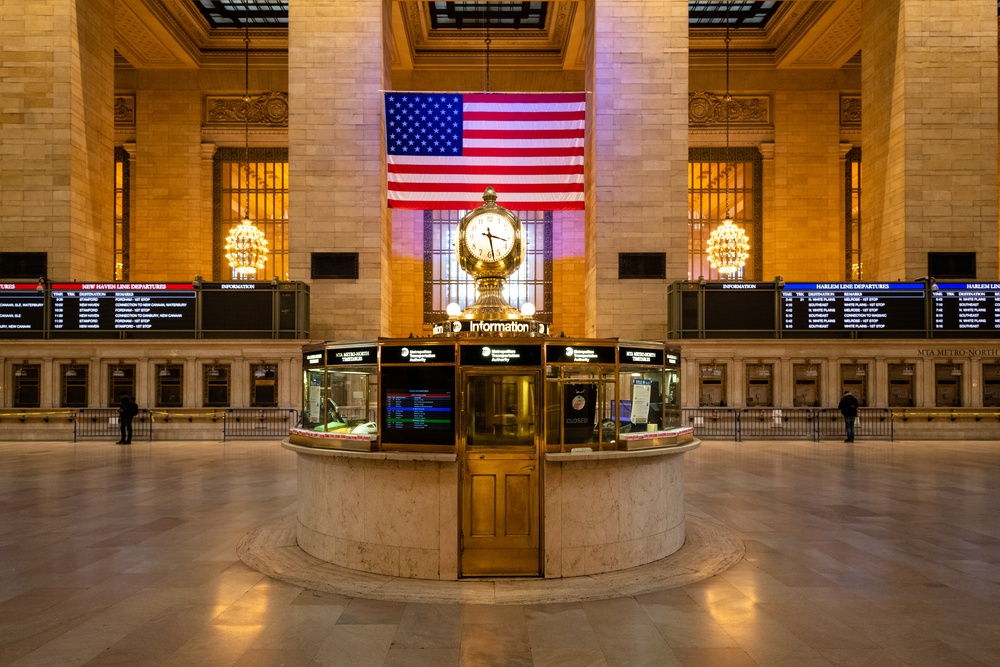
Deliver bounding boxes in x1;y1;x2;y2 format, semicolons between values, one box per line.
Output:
458;187;524;278
456;187;525;319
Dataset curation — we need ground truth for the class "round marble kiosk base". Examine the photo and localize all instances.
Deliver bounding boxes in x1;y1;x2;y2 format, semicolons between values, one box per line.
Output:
237;511;744;605
243;440;742;601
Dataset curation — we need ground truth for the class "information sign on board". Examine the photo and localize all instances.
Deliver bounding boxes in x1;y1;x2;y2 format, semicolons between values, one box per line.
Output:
459;345;542;366
381;345;456;364
546;345;616;364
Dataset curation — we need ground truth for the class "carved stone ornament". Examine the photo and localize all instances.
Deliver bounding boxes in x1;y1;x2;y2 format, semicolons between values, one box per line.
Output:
114;95;136;126
689;92;769;126
207;91;289;126
840;95;861;126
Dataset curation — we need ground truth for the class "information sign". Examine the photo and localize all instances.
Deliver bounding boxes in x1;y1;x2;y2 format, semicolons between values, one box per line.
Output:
459;345;542;366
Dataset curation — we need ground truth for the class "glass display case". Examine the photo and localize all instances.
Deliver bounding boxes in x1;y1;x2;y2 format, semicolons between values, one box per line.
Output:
299;344;379;447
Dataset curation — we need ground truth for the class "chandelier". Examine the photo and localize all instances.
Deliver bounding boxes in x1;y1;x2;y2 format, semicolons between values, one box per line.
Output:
225;11;268;280
706;5;750;279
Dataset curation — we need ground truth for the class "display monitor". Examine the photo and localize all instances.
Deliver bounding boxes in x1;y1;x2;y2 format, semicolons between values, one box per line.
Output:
0;283;45;338
780;282;926;337
380;365;456;446
49;283;196;337
931;283;1000;336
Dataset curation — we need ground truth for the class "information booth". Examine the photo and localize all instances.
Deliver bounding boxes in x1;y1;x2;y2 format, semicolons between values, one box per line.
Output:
286;337;694;580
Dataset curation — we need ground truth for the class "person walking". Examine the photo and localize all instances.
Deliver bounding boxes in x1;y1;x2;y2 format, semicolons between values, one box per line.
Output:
117;393;138;444
838;390;859;442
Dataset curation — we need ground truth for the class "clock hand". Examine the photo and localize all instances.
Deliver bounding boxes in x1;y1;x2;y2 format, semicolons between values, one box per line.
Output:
483;230;496;260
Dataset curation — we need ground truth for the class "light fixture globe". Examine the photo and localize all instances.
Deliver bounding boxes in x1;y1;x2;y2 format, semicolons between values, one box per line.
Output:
226;217;269;279
706;217;749;277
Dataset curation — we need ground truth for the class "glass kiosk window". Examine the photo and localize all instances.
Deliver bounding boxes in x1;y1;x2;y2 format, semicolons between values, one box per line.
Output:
13;364;41;408
935;363;962;407
745;363;773;407
699;364;726;407
792;363;820;407
545;367;616;451
840;363;868;406
888;363;915;407
983;363;1000;407
302;365;378;434
614;369;676;433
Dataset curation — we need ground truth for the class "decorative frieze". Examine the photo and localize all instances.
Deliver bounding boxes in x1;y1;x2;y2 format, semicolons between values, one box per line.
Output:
206;91;289;126
840;95;861;127
689;92;769;126
114;95;135;127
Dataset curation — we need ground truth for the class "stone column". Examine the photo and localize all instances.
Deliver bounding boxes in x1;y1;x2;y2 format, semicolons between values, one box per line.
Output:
288;0;389;340
0;0;115;281
586;0;689;339
861;0;998;280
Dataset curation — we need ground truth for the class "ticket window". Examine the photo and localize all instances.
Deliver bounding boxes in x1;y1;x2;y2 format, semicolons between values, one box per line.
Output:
203;364;231;407
156;364;183;407
61;364;89;408
935;363;962;407
745;363;773;407
13;364;41;408
840;363;868;407
983;363;1000;407
108;364;136;407
792;363;820;407
699;364;726;407
251;364;278;407
887;363;915;408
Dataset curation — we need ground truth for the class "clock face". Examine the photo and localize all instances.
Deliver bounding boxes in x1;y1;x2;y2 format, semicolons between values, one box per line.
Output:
464;212;516;263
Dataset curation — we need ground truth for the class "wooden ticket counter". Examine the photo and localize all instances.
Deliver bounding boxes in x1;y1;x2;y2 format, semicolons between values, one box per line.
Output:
286;337;698;580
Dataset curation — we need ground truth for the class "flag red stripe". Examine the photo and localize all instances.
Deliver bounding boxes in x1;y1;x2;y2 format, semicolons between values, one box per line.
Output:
388;182;584;194
463;93;586;104
389;198;584;211
463;129;583;140
463;111;586;122
463;146;584;157
387;163;584;175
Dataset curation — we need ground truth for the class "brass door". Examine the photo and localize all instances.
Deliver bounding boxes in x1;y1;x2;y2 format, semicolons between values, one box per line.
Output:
460;371;540;577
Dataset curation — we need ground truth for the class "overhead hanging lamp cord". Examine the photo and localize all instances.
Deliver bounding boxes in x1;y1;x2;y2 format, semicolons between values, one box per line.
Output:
484;4;492;92
243;8;251;220
724;2;732;218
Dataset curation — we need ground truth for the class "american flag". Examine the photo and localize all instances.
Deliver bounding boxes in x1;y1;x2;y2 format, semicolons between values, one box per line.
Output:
385;92;585;210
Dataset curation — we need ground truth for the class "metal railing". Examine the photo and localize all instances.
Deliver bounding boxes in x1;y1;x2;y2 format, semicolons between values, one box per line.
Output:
222;408;299;440
74;408;153;442
683;407;893;442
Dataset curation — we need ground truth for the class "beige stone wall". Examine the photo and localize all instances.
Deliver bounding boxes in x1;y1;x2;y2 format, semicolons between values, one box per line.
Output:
588;0;689;340
862;0;998;280
289;0;386;341
131;75;210;281
0;0;114;281
768;90;844;281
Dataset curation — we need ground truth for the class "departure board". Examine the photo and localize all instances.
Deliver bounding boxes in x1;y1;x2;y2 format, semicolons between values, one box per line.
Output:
931;283;1000;334
50;283;196;336
780;283;926;336
0;283;45;338
201;283;273;334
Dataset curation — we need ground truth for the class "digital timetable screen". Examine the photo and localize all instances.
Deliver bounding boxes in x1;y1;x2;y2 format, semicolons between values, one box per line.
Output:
932;283;1000;334
0;283;45;338
380;366;455;446
780;283;926;337
49;283;197;336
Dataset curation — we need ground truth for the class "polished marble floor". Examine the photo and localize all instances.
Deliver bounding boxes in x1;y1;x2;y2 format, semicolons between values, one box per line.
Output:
1;438;998;666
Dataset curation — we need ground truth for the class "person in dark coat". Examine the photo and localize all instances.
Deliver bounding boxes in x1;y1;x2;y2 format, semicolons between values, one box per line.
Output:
838;390;859;442
117;393;138;444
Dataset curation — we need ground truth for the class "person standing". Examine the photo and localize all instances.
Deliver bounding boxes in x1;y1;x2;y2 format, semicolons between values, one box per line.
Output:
117;393;138;444
838;390;859;443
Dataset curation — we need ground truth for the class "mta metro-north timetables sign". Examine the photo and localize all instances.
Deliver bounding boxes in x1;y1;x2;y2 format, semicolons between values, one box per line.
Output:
50;283;196;336
780;283;926;337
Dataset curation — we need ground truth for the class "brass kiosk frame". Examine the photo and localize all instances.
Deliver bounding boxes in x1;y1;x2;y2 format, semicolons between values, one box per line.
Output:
292;338;685;578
